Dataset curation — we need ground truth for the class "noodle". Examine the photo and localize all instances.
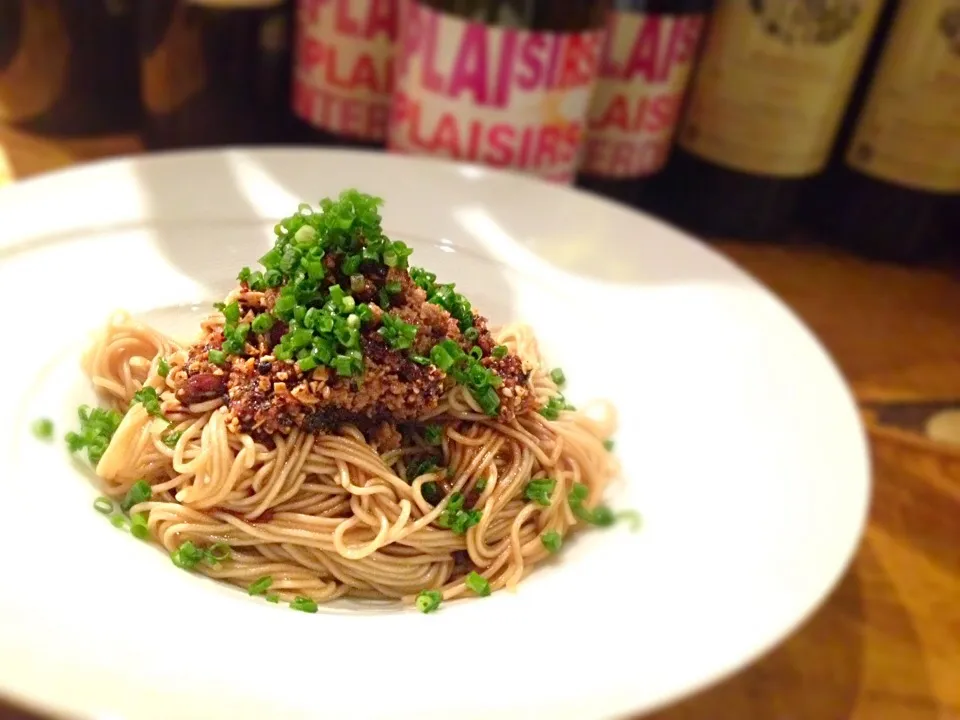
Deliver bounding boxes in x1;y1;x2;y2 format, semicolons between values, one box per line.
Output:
80;313;618;605
70;189;621;609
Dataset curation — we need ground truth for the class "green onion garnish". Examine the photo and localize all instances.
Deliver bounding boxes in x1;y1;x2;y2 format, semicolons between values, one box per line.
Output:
415;589;442;613
251;313;274;334
32;418;54;440
435;492;481;535
603;439;614;452
550;367;566;386
208;349;226;366
567;483;629;528
492;345;508;359
130;512;149;540
524;478;556;506
290;596;318;613
540;531;562;554
93;496;114;515
132;386;166;419
248;576;273;596
170;541;205;570
265;594;280;603
616;510;642;532
423;424;443;445
120;479;152;512
157;358;170;378
207;542;232;562
163;430;182;448
465;571;491;597
110;514;127;529
66;405;122;465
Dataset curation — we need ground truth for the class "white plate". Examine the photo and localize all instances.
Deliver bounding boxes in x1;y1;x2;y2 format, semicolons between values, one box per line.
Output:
0;149;869;720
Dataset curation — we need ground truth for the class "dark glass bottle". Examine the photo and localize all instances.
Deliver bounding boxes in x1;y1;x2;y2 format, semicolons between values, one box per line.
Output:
388;0;610;184
289;0;398;149
0;0;139;136
657;0;885;240
811;1;960;263
576;0;712;208
139;0;292;150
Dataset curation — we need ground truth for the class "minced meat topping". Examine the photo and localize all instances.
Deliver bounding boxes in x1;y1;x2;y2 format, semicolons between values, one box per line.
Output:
172;190;535;439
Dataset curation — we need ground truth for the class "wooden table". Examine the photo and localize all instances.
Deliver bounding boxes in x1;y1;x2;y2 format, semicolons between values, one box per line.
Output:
0;124;957;720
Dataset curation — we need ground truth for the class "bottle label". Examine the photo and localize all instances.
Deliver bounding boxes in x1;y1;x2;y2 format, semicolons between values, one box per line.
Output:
292;0;397;141
677;0;884;177
581;10;706;179
846;2;960;193
389;0;604;184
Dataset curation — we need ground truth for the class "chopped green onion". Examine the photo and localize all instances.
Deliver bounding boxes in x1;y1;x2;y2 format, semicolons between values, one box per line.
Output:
550;368;566;386
120;479;152;511
157;358;170;378
590;506;616;527
616;510;642;532
524;477;556;507
379;313;418;351
492;345;508;359
298;356;318;372
539;395;566;421
540;530;562;554
248;576;273;596
110;514;127;529
265;594;280;603
385;280;402;295
415;589;442;613
424;424;443;445
567;482;624;527
163;430;183;448
475;478;488;492
130;512;149;540
93;496;114;515
436;492;481;534
350;274;365;293
207;542;232;562
66;405;122;465
252;313;275;334
208;349;226;366
476;386;500;416
464;327;479;342
171;540;206;570
290;596;318;613
430;344;454;371
132;386;166;419
603;439;615;452
465;571;491;597
32;418;54;440
222;302;241;324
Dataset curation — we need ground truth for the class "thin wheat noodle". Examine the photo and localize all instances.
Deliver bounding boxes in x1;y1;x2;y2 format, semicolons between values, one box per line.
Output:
79;315;618;603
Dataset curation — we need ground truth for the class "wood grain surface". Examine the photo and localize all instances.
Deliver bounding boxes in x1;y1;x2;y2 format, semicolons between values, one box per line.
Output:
0;126;956;720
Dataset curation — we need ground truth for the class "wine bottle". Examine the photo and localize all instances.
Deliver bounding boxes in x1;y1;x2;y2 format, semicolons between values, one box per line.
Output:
139;0;292;149
577;0;711;207
388;0;610;184
658;0;885;240
813;1;960;263
0;0;139;136
290;0;398;148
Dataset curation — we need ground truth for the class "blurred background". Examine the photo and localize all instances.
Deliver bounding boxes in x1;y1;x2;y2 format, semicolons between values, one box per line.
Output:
0;0;957;265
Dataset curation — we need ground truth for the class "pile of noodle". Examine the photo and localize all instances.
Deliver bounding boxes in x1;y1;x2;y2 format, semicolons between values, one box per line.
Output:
82;309;618;605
